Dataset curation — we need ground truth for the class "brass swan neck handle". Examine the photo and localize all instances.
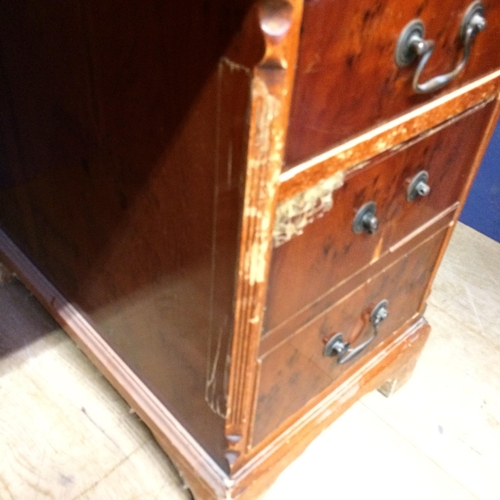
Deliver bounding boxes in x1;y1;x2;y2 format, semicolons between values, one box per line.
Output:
395;1;486;94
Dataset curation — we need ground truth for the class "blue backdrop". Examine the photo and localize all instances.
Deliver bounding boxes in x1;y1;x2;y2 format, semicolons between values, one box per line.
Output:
460;121;500;242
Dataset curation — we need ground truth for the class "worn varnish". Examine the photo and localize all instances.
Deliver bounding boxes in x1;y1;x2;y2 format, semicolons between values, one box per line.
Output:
255;225;447;445
278;70;500;205
0;0;263;470
225;0;304;465
285;0;500;167
264;100;495;334
0;1;500;499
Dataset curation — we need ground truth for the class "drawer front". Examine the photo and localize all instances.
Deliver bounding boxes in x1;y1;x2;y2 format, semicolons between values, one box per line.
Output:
284;0;500;167
253;227;446;446
264;100;495;335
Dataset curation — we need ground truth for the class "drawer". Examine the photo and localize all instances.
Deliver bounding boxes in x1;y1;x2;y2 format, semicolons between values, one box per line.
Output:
253;225;447;446
284;0;500;167
264;99;495;335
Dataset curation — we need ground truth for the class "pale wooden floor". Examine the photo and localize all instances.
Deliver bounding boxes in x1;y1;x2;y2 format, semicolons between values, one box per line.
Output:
1;222;499;500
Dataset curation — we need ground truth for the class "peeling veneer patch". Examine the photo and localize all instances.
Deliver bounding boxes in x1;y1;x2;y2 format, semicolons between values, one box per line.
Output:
273;172;344;247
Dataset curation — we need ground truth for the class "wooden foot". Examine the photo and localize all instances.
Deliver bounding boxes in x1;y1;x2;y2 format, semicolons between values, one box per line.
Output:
378;319;431;397
174;465;195;500
378;355;420;397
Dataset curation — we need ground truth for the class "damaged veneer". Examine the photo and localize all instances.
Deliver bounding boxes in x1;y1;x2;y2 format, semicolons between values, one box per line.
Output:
0;0;500;499
273;172;344;247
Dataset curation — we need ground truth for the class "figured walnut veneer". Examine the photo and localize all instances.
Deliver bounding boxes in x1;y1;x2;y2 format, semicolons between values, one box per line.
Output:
0;1;500;498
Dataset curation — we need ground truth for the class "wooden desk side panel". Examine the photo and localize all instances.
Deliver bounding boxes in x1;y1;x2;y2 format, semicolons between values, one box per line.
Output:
0;0;264;468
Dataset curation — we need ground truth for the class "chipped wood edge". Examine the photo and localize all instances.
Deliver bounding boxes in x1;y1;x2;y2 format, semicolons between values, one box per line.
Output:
0;229;232;500
278;69;500;204
272;96;495;243
226;0;305;470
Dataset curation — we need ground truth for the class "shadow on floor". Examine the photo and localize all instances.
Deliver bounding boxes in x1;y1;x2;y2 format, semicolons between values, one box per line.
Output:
0;277;59;359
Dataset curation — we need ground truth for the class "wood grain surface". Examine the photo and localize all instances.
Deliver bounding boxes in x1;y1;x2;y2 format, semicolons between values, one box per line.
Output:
0;0;499;497
260;206;456;357
265;100;495;334
278;70;500;204
254;226;445;445
284;0;500;166
0;0;263;469
2;223;500;500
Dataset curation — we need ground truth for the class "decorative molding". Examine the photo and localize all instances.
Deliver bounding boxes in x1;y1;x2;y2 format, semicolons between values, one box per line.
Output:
205;55;254;421
226;0;305;468
273;172;344;247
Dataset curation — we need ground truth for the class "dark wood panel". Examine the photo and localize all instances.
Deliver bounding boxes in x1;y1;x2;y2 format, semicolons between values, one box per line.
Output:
285;0;500;166
264;100;495;333
254;227;446;446
0;0;262;470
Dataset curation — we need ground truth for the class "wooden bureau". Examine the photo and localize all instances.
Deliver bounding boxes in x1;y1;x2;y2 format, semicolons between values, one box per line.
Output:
0;1;499;498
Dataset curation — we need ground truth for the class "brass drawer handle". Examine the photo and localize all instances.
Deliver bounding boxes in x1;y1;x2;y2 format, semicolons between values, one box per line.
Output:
324;300;389;364
395;1;486;94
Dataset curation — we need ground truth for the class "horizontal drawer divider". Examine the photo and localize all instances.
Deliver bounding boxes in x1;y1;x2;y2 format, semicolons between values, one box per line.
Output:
259;204;457;357
278;69;500;204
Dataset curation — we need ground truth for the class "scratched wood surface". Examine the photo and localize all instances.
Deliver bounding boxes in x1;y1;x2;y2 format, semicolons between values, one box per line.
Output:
0;222;498;499
0;0;263;469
